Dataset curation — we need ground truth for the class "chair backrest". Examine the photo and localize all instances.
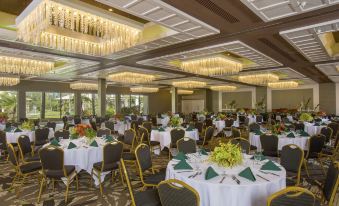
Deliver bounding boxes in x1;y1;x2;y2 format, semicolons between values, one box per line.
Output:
142;122;152;133
177;138;196;154
46;122;56;131
131;120;138;131
97;128;111;137
104;121;115;131
39;146;64;174
0;131;7;150
18;135;32;157
249;123;260;132
74;116;81;124
137;117;143;126
256;115;263;123
230;138;250;154
282;117;290;124
204;126;214;141
260;134;278;153
35;127;50;142
120;159;137;206
54;130;70;139
238;115;246;123
90;120;97;131
194;122;203;133
158;179;200;206
320;127;333;143
103;141;123;168
267;187;317;206
138;127;149;144
135;144;153;172
124;129;136;146
225;118;234;127
170;129;185;146
294;122;305;131
327;122;338;137
231;128;241;138
205;119;213;127
7;143;19;167
308;134;326;155
322;162;339;205
280;144;304;184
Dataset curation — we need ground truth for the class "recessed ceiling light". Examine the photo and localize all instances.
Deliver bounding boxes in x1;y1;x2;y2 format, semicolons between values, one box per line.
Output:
108;8;113;12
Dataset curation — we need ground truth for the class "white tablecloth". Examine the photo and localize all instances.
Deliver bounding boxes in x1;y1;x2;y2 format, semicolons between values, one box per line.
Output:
0;124;5;131
166;153;286;206
114;121;131;135
249;132;310;151
157;117;170;126
6;128;55;143
150;128;199;150
213;120;240;133
304;122;326;136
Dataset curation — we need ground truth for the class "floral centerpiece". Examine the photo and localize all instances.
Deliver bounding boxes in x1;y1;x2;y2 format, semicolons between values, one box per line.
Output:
0;112;8;124
299;113;313;122
237;108;245;114
209;142;243;168
316;111;326;117
271;123;285;135
21;120;34;130
217;113;226;121
74;124;91;136
170;116;181;128
84;127;96;143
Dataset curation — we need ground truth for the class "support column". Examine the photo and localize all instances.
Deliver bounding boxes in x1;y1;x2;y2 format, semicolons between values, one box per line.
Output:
17;90;26;121
98;78;106;117
171;87;177;113
218;91;222;112
41;92;45;119
74;91;82;116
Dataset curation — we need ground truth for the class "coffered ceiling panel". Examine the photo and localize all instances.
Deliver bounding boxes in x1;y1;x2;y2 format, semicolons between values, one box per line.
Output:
316;62;339;82
240;0;339;22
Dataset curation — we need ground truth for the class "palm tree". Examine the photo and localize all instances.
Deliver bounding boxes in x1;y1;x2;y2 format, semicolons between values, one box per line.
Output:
0;92;17;120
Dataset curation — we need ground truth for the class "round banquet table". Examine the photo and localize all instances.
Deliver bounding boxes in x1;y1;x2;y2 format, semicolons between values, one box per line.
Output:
249;132;310;151
213;120;240;133
150;127;199;150
166;153;286;206
0;124;5;131
45;137;108;185
304;122;326;136
157;117;170;126
6;128;55;143
114;121;131;135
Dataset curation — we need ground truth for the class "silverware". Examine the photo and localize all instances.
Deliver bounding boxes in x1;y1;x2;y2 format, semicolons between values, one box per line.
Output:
256;174;270;182
177;171;193;173
191;171;201;178
232;175;241;184
189;172;198;178
260;170;279;177
219;176;226;183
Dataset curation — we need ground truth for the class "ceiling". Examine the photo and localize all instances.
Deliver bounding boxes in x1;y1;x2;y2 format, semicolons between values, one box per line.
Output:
0;0;338;88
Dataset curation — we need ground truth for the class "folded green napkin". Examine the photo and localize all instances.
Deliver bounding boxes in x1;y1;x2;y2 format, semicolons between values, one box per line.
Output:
314;123;320;126
300;131;309;137
286;132;295;138
205;166;219;180
90;140;98;147
173;152;187;161
200;148;208;155
14;128;22;132
105;135;113;142
186;128;193;131
158;127;165;132
67;142;77;149
321;122;327;126
50;139;60;147
174;160;193;170
254;130;263;135
4;127;11;132
250;154;266;161
238;167;256;182
51;137;59;142
261;160;282;171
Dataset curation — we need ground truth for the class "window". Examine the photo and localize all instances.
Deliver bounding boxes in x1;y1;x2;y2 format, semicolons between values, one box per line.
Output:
45;92;61;119
0;91;17;121
106;94;116;116
120;95;131;109
81;93;98;116
119;94;146;114
61;93;75;116
26;92;42;119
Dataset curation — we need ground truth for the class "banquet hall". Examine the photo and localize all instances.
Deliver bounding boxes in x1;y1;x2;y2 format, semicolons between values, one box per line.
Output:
0;0;338;205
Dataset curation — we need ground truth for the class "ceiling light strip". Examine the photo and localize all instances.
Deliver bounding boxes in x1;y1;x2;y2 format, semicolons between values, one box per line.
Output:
0;76;20;86
172;81;206;88
108;72;155;84
0;56;54;75
238;73;279;85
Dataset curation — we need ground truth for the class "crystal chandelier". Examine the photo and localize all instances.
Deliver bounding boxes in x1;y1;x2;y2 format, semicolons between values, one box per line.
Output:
180;55;242;76
177;89;194;95
238;73;279;85
107;72;155;84
16;0;141;56
336;65;339;72
172;81;206;88
0;76;20;86
130;87;159;93
0;56;54;75
210;85;237;91
268;81;299;89
70;82;97;90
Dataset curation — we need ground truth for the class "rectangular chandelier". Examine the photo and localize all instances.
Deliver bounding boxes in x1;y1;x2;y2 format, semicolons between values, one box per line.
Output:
70;82;97;90
180;55;242;76
0;56;54;75
107;72;155;84
130;87;159;93
172;81;206;88
268;81;298;89
238;73;279;85
0;76;20;86
16;0;142;56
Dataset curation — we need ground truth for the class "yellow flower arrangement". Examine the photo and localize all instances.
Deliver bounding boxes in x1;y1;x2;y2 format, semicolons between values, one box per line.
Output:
209;142;243;168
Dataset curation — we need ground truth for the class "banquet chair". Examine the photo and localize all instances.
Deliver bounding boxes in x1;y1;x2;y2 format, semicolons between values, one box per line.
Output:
282;117;290;124
34;127;50;147
73;116;81;125
0;131;8;159
54;130;70;139
294;122;305;132
280;144;304;186
230;138;250;154
320;133;339;162
158;179;200;206
267;187;320;206
260;134;279;157
17;135;40;162
139;127;161;154
320;127;333;143
177;137;197;154
122;129;138;169
38;145;78;203
304;134;326;176
90;120;97;131
120;159;161;206
231;127;241;138
97;128;111;137
46;122;56;131
131;120;139;131
194;122;204;137
313;161;339;206
135;144;166;189
197;126;214;148
7;143;42;196
90;141;123;196
104;121;115;134
327;122;338;138
256;115;263;124
223;118;234;135
204;118;213;128
169;128;185;159
249;123;260;132
238;115;246;125
142;122;152;134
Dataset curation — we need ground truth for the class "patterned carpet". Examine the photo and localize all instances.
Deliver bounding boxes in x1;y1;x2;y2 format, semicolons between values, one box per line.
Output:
0;148;337;206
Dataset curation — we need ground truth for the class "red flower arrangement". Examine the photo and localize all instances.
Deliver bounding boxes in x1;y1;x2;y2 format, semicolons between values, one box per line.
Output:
74;124;92;136
0;112;8;124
